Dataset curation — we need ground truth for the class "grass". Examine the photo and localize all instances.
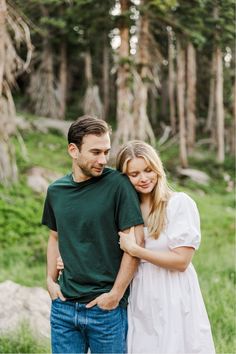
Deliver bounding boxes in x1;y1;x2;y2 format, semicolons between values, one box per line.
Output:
0;125;235;353
0;323;50;353
191;192;235;354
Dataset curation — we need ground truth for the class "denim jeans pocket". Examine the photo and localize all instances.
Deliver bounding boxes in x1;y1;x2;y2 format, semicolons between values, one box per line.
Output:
95;304;118;312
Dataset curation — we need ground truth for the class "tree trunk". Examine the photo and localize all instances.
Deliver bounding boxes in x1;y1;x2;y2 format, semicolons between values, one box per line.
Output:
132;0;155;144
0;0;5;97
176;39;188;168
186;42;197;153
231;76;236;155
83;51;103;118
0;0;18;185
29;38;60;118
205;53;216;133
150;88;157;125
161;79;168;119
103;42;110;120
167;27;176;134
84;51;93;85
215;46;224;163
113;0;134;151
58;40;67;120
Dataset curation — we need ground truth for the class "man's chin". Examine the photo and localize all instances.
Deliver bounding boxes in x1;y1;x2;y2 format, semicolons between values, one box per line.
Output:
91;167;104;176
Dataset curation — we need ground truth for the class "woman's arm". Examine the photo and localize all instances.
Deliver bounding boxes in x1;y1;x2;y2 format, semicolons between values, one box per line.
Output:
86;224;144;310
119;230;194;272
47;230;66;300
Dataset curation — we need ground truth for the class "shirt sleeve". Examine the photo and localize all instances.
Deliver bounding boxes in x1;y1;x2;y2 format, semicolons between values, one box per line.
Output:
114;175;144;231
41;188;57;231
166;193;201;250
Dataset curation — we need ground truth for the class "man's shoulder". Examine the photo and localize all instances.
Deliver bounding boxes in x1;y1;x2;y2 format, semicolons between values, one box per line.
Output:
47;173;72;192
104;168;130;184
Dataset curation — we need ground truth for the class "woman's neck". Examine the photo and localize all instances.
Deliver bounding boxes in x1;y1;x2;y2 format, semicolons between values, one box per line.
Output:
140;193;152;206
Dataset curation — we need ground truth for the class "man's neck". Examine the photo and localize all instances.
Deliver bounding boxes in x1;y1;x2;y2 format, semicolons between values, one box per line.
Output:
72;168;91;183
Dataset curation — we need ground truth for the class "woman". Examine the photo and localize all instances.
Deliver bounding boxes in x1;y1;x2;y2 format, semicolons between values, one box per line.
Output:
116;140;215;354
57;140;215;354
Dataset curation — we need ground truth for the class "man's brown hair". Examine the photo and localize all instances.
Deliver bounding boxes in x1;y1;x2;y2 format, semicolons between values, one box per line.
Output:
68;115;112;150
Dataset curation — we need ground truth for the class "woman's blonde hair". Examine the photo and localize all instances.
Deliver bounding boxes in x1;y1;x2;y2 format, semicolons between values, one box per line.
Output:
116;140;172;239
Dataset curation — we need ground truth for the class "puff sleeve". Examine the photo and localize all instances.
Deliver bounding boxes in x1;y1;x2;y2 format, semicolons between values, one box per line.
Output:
166;193;201;250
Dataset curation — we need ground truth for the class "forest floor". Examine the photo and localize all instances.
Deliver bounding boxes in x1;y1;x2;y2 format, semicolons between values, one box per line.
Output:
0;125;235;353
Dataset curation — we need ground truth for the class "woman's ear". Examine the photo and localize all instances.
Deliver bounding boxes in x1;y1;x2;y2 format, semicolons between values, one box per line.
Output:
68;143;79;159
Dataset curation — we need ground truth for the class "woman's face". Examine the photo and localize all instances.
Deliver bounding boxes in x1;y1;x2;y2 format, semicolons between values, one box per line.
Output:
126;157;158;195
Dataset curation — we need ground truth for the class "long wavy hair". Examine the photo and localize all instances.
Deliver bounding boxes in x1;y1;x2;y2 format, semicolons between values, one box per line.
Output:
116;140;172;239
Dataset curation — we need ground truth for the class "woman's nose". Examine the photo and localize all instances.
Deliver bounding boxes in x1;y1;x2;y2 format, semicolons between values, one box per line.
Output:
140;173;148;182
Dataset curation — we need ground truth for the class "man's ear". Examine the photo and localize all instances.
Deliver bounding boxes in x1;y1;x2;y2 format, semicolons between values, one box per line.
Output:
68;143;79;159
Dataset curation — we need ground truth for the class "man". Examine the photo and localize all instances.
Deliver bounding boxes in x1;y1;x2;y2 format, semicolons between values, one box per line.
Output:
42;115;144;354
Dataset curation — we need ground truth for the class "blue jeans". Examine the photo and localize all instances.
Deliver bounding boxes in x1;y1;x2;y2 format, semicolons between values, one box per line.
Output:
51;298;128;354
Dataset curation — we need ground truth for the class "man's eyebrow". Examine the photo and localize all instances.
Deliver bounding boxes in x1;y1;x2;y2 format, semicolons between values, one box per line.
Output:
89;148;111;152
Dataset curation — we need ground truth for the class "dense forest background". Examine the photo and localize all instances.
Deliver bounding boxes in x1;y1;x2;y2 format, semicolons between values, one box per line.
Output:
0;0;235;180
0;0;235;353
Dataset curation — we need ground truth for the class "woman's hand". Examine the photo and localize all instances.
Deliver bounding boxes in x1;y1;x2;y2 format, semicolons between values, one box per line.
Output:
118;226;138;256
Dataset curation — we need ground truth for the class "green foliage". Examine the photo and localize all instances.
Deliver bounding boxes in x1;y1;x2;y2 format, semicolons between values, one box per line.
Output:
0;323;50;353
40;16;66;30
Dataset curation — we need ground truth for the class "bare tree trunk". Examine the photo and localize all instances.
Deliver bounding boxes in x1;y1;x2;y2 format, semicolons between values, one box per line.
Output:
150;88;157;125
186;42;197;153
0;0;31;185
167;27;176;134
84;51;93;85
161;79;168;119
206;53;216;133
113;0;134;151
103;42;110;120
176;39;188;168
0;0;5;97
132;1;155;144
83;51;103;118
215;46;224;162
28;5;60;118
29;38;60;118
0;0;17;185
231;76;236;155
58;40;67;120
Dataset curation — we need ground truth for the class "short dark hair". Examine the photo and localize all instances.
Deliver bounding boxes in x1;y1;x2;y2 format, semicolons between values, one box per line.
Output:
68;115;112;149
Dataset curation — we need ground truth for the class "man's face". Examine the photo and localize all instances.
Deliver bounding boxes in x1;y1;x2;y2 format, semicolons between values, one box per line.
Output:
76;133;111;178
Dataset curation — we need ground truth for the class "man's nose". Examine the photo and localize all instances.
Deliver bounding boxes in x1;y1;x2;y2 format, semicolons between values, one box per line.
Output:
97;154;107;165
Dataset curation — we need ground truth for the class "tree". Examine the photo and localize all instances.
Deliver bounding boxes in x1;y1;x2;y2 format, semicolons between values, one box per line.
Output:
132;0;155;144
186;41;197;153
176;38;188;168
113;0;134;150
167;26;176;134
0;0;32;185
83;51;103;118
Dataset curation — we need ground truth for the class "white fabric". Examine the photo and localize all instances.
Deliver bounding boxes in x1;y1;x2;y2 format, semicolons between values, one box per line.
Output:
128;192;215;354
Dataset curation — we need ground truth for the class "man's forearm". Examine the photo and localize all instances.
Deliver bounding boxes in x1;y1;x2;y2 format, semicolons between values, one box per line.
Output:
110;252;139;299
47;231;60;283
111;224;144;299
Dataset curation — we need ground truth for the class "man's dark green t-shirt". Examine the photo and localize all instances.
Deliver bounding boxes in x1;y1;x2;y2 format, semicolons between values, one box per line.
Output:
42;167;143;307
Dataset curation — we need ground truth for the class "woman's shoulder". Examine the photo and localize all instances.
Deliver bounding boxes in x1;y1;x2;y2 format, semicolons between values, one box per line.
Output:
167;192;197;213
165;193;201;249
169;191;196;204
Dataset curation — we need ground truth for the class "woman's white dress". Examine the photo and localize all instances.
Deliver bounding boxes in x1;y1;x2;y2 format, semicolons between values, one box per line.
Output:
127;192;215;354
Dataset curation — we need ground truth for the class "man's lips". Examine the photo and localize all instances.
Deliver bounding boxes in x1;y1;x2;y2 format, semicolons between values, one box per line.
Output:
93;167;103;172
